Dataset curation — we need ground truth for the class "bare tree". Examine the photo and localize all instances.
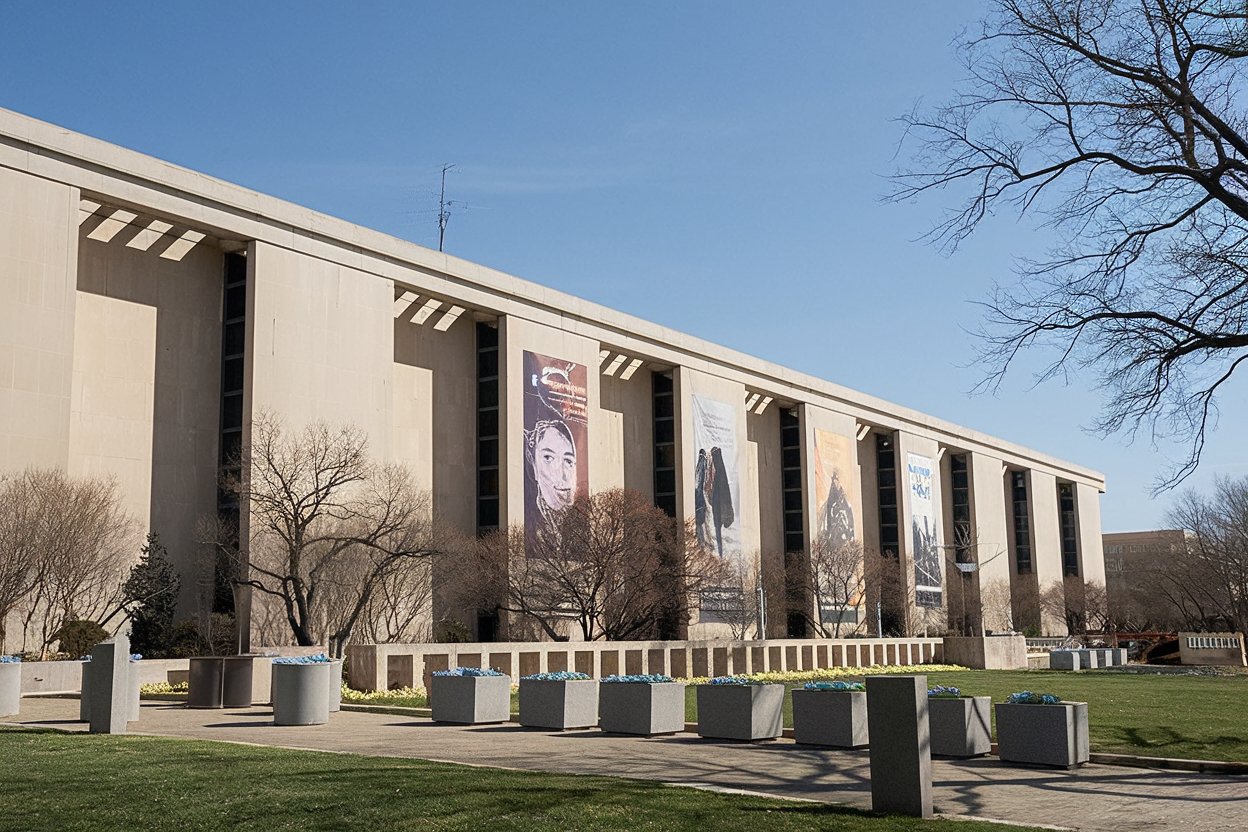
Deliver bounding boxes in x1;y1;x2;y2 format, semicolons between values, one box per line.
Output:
229;413;444;655
790;538;867;638
893;0;1248;489
0;468;135;655
463;489;719;641
1162;475;1248;632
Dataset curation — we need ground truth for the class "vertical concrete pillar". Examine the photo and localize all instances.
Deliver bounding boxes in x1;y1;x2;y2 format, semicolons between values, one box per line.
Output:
1028;470;1067;635
866;674;933;818
88;636;130;734
1075;483;1107;590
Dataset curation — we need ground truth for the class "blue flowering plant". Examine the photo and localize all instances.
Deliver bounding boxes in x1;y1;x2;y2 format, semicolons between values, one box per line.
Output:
803;680;864;691
927;685;962;699
521;671;591;682
601;674;675;684
705;676;769;686
1005;691;1062;705
273;653;331;665
433;667;505;677
129;653;143;662
0;655;20;664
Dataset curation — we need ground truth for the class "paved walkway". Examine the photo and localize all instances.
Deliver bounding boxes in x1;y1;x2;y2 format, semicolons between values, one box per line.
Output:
8;698;1248;831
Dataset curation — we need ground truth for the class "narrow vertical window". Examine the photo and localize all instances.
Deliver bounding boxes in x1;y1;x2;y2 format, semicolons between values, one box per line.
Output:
1010;471;1032;574
476;322;500;533
652;372;677;517
1058;482;1079;576
876;434;899;557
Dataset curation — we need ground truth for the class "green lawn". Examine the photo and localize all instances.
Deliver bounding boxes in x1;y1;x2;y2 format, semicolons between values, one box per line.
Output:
0;729;1043;832
342;668;1248;763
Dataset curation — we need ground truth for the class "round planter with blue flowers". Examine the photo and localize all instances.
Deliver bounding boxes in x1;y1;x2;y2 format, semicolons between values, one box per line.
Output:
271;656;333;726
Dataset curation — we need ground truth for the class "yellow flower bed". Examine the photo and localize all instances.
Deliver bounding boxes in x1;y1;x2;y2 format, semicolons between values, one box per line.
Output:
679;664;966;685
139;681;188;694
340;684;426;703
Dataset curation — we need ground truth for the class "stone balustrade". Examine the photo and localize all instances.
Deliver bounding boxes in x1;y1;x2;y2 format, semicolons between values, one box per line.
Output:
346;637;945;692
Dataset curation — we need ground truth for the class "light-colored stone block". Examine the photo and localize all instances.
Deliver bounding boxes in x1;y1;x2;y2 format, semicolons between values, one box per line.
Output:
929;696;991;757
695;683;784;741
791;689;868;748
518;678;599;730
598;681;686;736
431;675;511;724
995;701;1089;768
88;636;130;734
866;675;932;818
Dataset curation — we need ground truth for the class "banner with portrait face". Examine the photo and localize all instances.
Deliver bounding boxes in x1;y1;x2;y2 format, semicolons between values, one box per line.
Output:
691;394;743;563
906;452;943;608
523;351;588;550
814;429;861;622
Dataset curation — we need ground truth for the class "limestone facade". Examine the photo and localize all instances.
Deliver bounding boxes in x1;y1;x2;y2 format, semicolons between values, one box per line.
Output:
0;108;1107;644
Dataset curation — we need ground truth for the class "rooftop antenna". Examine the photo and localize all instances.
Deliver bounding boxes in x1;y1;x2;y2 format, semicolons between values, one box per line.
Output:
437;163;456;252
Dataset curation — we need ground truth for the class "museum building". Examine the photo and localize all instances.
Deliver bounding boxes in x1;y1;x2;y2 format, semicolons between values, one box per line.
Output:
0;108;1107;641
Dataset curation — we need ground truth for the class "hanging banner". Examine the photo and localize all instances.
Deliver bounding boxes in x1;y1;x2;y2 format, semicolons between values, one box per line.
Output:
522;351;588;550
691;394;743;562
814;429;861;623
907;452;943;608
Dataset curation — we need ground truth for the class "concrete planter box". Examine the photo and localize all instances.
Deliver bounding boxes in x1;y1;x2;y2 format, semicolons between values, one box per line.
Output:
696;683;784;741
598;681;686;736
995;701;1089;769
430;674;512;724
1049;651;1081;671
929;696;991;757
791;688;868;748
518;678;599;730
1112;648;1128;666
0;663;20;717
272;662;332;726
1074;649;1100;670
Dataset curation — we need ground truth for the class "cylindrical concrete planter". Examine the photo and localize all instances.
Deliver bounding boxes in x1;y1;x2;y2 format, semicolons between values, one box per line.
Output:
598;681;686;736
929;696;991;757
431;674;512;724
0;663;21;717
518;678;599;730
791;688;868;748
221;656;255;708
187;657;224;708
327;659;343;713
79;660;93;721
272;662;332;726
695;683;784;741
995;701;1089;769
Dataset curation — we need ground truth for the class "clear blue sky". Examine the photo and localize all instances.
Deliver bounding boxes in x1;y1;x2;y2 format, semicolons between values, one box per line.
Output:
4;1;1244;531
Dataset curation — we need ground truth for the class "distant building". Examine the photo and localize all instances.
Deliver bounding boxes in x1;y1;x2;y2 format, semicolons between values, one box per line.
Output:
1102;530;1186;631
0;108;1109;647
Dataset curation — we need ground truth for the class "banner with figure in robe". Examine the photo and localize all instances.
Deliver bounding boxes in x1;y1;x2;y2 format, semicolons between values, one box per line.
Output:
691;394;742;562
907;452;943;608
814;429;861;625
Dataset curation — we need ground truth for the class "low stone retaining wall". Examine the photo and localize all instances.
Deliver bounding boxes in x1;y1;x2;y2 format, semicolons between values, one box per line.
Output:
346;637;946;692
